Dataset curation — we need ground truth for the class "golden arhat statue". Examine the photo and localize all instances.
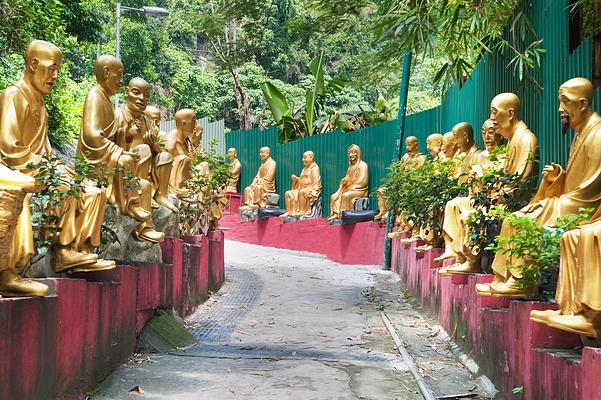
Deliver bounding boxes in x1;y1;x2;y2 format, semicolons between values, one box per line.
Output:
164;108;203;198
0;41;115;278
78;56;164;244
241;147;277;210
143;105;178;212
426;133;444;159
401;136;426;167
329;144;369;221
226;147;241;193
280;151;322;219
440;131;458;160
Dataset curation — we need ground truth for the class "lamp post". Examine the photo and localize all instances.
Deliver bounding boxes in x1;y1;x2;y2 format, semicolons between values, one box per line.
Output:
114;3;169;107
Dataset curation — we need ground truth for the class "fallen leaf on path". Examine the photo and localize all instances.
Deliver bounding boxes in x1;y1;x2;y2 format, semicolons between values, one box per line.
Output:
128;386;144;394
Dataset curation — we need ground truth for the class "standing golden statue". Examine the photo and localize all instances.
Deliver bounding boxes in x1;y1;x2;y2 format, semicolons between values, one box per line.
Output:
241;147;277;210
475;81;601;299
164;108;203;198
0;41;115;278
226;147;241;192
329;144;369;221
0;165;48;296
78;55;163;243
280;151;322;218
144;105;178;211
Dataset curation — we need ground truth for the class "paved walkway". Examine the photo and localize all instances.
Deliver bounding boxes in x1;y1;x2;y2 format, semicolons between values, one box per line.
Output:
93;241;491;399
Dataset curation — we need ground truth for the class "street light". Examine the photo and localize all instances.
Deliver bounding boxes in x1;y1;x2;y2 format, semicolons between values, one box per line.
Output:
115;3;169;107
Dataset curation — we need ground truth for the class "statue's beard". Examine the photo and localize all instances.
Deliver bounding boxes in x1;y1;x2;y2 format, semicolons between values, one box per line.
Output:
561;114;570;136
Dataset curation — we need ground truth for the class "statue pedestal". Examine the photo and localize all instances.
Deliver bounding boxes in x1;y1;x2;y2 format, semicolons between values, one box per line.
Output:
225;192;243;214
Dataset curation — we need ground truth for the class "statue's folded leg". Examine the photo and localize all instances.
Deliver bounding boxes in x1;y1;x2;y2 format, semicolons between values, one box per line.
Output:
132;178;164;243
152;151;176;211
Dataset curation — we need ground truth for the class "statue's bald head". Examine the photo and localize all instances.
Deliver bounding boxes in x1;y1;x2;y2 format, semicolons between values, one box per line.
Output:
452;122;474;151
560;77;593;103
303;150;315;166
426;133;443;157
260;146;271;161
405;136;418;154
127;77;150;91
23;40;63;96
175;108;196;130
442;131;457;158
559;78;595;132
490;92;521;139
491;93;521;116
95;55;123;96
145;105;161;125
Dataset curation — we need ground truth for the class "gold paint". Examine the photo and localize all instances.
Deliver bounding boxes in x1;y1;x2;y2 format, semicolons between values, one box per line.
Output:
440;131;458;160
195;161;226;231
164;108;202;199
280;151;322;218
226;147;241;193
329;144;368;221
426;133;444;159
241;147;277;209
0;41;114;279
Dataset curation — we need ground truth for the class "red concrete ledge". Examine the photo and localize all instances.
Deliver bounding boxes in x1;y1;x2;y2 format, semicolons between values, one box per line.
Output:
0;234;224;400
390;236;598;400
220;213;386;265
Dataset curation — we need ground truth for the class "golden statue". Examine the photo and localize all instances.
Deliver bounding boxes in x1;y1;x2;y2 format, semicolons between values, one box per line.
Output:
78;55;163;243
164;109;203;198
241;147;277;210
426;133;444;159
440;131;458;160
280;151;322;218
329;144;369;221
474;80;601;299
376;136;426;222
144;105;178;212
436;120;504;273
0;41;115;275
226;147;241;192
0;165;48;296
195;161;226;231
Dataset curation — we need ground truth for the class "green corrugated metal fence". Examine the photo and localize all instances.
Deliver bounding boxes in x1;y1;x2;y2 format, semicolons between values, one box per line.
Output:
226;0;600;213
226;120;398;217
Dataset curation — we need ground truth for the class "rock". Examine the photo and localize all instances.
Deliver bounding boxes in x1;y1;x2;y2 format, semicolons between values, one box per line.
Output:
240;208;259;222
99;204;162;263
354;197;370;211
152;206;180;238
51;140;77;167
266;193;280;207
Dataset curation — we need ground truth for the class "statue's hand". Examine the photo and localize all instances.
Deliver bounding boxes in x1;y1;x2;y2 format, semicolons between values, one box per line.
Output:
542;163;562;183
123;151;140;163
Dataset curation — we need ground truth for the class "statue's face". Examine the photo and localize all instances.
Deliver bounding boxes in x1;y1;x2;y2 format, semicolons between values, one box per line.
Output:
426;138;440;156
453;128;468;149
147;111;161;126
482;123;501;152
104;62;124;96
558;89;588;132
489;100;514;138
260;148;270;161
303;152;314;167
348;147;358;163
405;138;418;153
442;134;455;155
125;82;150;113
29;52;62;96
228;148;237;160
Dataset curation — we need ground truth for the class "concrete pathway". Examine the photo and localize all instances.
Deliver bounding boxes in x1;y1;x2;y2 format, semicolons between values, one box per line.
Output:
92;241;491;400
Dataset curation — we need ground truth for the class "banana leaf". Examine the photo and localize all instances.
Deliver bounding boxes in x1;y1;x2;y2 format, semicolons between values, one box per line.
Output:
260;81;291;124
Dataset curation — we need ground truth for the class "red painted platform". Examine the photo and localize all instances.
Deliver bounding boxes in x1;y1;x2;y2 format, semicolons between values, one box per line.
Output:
221;213;386;265
390;235;598;400
0;234;224;400
225;192;243;214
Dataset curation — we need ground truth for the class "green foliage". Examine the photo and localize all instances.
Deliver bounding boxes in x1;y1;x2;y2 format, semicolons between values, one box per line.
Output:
487;207;594;290
383;158;469;240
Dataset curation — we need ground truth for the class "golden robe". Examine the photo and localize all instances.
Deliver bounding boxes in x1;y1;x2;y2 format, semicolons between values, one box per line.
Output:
164;128;194;195
284;162;322;216
227;158;241;193
244;157;277;207
330;160;368;217
493;117;601;280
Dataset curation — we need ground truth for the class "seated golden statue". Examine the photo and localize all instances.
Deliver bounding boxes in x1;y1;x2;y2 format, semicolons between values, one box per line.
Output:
241;147;277;210
0;40;115;274
0;165;48;296
226;147;241;193
329;144;368;221
164;109;203;199
436;119;505;273
426;133;444;159
280;151;322;218
144;105;178;212
78;55;163;243
476;80;601;298
440;131;458;160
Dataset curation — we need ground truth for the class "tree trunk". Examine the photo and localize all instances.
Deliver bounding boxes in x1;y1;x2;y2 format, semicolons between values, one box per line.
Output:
594;0;601;88
230;64;252;130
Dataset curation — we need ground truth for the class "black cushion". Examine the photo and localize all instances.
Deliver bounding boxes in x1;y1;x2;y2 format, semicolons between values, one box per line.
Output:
258;207;286;220
340;210;378;225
